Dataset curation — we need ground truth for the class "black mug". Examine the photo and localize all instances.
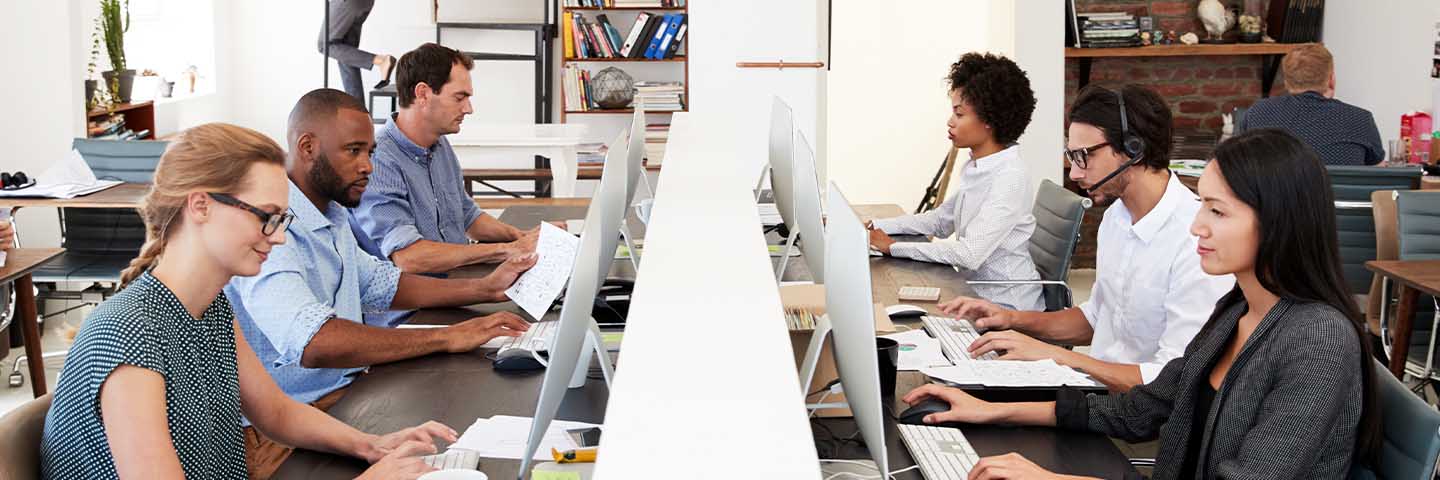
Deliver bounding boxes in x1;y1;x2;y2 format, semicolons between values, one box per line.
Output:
876;337;900;396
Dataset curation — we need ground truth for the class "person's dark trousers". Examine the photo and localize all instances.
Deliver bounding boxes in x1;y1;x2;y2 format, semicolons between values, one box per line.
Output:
318;0;377;101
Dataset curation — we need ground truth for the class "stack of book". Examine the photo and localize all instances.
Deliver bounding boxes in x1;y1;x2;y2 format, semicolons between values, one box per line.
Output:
563;64;607;111
86;113;149;140
634;82;684;111
563;11;686;60
643;122;670;165
577;142;608;166
1271;0;1325;43
1078;12;1140;48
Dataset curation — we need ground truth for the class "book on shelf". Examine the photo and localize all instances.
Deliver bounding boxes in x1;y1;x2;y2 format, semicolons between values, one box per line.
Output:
635;81;685;111
577;142;608;165
643;122;670;165
564;0;685;7
1074;12;1140;48
567;11;683;59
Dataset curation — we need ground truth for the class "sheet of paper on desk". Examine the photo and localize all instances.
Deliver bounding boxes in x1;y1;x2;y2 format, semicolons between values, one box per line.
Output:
922;359;1100;388
450;415;597;461
506;222;580;320
0;150;122;199
880;329;948;370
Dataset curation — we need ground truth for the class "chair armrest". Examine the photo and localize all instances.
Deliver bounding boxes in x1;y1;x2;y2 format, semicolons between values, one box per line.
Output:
1129;458;1156;468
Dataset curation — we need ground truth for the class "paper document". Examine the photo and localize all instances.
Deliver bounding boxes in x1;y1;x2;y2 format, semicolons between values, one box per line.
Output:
881;329;949;370
921;359;1100;388
450;415;598;461
505;222;581;320
0;149;122;199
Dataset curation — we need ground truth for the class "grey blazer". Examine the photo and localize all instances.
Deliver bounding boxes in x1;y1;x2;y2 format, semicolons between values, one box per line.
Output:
1057;291;1366;479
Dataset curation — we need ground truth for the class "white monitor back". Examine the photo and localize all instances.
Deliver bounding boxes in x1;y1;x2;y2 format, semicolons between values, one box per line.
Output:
627;106;648;206
793;129;825;283
521;138;629;467
823;181;888;475
768;97;798;229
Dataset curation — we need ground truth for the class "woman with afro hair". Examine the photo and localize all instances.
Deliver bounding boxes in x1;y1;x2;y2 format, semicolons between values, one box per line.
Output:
868;52;1043;312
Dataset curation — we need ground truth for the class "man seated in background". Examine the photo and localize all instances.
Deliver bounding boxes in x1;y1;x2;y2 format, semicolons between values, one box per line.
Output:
1238;43;1383;166
351;43;538;276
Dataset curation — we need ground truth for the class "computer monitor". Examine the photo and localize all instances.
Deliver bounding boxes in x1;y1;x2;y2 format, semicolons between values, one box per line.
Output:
519;141;630;473
821;181;889;475
791;129;825;283
766;98;804;280
619;107;649;269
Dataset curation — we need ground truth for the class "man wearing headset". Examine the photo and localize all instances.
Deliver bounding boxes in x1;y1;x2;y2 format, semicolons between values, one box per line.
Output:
942;85;1233;392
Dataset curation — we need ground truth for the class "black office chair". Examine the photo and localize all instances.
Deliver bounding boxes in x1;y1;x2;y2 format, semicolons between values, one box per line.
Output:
966;180;1091;312
9;139;165;387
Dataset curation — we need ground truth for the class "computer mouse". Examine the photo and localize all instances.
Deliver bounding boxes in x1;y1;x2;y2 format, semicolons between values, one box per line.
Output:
493;350;545;371
419;469;488;480
898;398;953;425
885;304;928;318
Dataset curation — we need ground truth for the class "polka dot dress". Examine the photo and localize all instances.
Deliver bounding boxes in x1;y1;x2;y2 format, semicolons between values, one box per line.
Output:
40;271;247;479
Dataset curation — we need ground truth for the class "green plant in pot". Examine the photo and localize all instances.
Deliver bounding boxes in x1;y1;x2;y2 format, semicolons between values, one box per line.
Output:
99;0;133;103
85;16;110;111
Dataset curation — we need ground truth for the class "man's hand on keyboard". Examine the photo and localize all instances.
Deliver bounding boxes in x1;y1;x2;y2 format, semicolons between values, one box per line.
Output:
446;312;530;353
939;296;1014;330
969;452;1073;480
357;440;438;480
967;330;1067;363
901;384;998;425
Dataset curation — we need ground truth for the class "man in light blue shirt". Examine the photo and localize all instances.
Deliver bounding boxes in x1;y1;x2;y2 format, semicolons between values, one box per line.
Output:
226;89;536;467
352;42;537;274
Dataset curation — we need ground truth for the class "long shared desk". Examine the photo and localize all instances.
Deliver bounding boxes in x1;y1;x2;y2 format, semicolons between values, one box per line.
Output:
274;204;1137;479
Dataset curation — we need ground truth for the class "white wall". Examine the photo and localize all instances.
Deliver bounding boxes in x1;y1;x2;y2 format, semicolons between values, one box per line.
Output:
1001;0;1064;194
1324;0;1438;143
0;0;86;247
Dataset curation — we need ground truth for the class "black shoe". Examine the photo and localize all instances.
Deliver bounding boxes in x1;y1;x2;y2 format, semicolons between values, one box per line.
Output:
373;56;396;90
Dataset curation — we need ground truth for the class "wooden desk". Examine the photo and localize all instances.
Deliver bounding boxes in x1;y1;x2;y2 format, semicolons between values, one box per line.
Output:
0;183;147;209
1367;260;1440;378
0;248;64;397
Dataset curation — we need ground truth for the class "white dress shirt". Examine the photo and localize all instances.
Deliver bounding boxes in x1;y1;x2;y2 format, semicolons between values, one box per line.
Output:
872;145;1045;311
1079;173;1234;383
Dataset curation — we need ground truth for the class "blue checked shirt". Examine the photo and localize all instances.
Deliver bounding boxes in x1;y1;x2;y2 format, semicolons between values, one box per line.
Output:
350;114;484;260
225;180;402;405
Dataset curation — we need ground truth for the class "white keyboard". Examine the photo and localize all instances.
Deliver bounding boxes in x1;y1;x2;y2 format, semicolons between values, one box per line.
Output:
898;424;980;479
498;320;557;354
899;286;942;302
422;449;480;470
922;316;997;363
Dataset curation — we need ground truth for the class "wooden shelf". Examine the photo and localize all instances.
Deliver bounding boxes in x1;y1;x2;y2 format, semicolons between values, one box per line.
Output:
87;101;153;118
564;56;686;63
565;6;687;11
1065;42;1314;58
564;109;684;115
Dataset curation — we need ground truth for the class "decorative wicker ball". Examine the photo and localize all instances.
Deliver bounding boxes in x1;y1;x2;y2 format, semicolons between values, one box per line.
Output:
590;67;635;109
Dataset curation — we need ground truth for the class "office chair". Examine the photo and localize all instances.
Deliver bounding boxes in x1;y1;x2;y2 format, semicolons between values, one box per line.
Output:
1379;191;1440;388
1326;166;1422;307
0;393;51;480
8;139;164;388
966;180;1091;312
1349;360;1440;480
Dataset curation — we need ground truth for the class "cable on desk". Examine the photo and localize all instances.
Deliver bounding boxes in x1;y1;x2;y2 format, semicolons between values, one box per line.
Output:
817;460;920;480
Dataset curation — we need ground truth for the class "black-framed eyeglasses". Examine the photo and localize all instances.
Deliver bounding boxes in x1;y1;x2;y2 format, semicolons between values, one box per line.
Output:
207;193;294;236
1064;142;1111;170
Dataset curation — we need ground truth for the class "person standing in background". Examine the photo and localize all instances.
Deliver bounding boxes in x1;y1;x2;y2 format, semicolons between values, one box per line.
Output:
319;0;396;101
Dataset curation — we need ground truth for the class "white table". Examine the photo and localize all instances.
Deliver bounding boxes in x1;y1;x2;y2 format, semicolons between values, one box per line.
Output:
594;113;822;478
448;124;588;197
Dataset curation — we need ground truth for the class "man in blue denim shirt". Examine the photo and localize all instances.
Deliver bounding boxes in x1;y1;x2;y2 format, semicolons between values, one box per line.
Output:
225;89;536;472
352;43;538;275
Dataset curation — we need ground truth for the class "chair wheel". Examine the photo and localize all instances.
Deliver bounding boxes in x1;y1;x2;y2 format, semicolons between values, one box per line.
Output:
8;371;23;388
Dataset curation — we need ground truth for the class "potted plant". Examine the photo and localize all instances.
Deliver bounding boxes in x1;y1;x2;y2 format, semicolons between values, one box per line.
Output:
85;16;106;111
99;0;133;103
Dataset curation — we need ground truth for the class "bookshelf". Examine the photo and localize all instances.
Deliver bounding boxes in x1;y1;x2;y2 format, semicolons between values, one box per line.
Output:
86;101;155;140
1068;42;1320;98
559;3;688;122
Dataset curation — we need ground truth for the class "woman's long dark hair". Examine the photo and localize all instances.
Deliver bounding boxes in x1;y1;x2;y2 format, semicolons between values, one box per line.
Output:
1210;128;1380;465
